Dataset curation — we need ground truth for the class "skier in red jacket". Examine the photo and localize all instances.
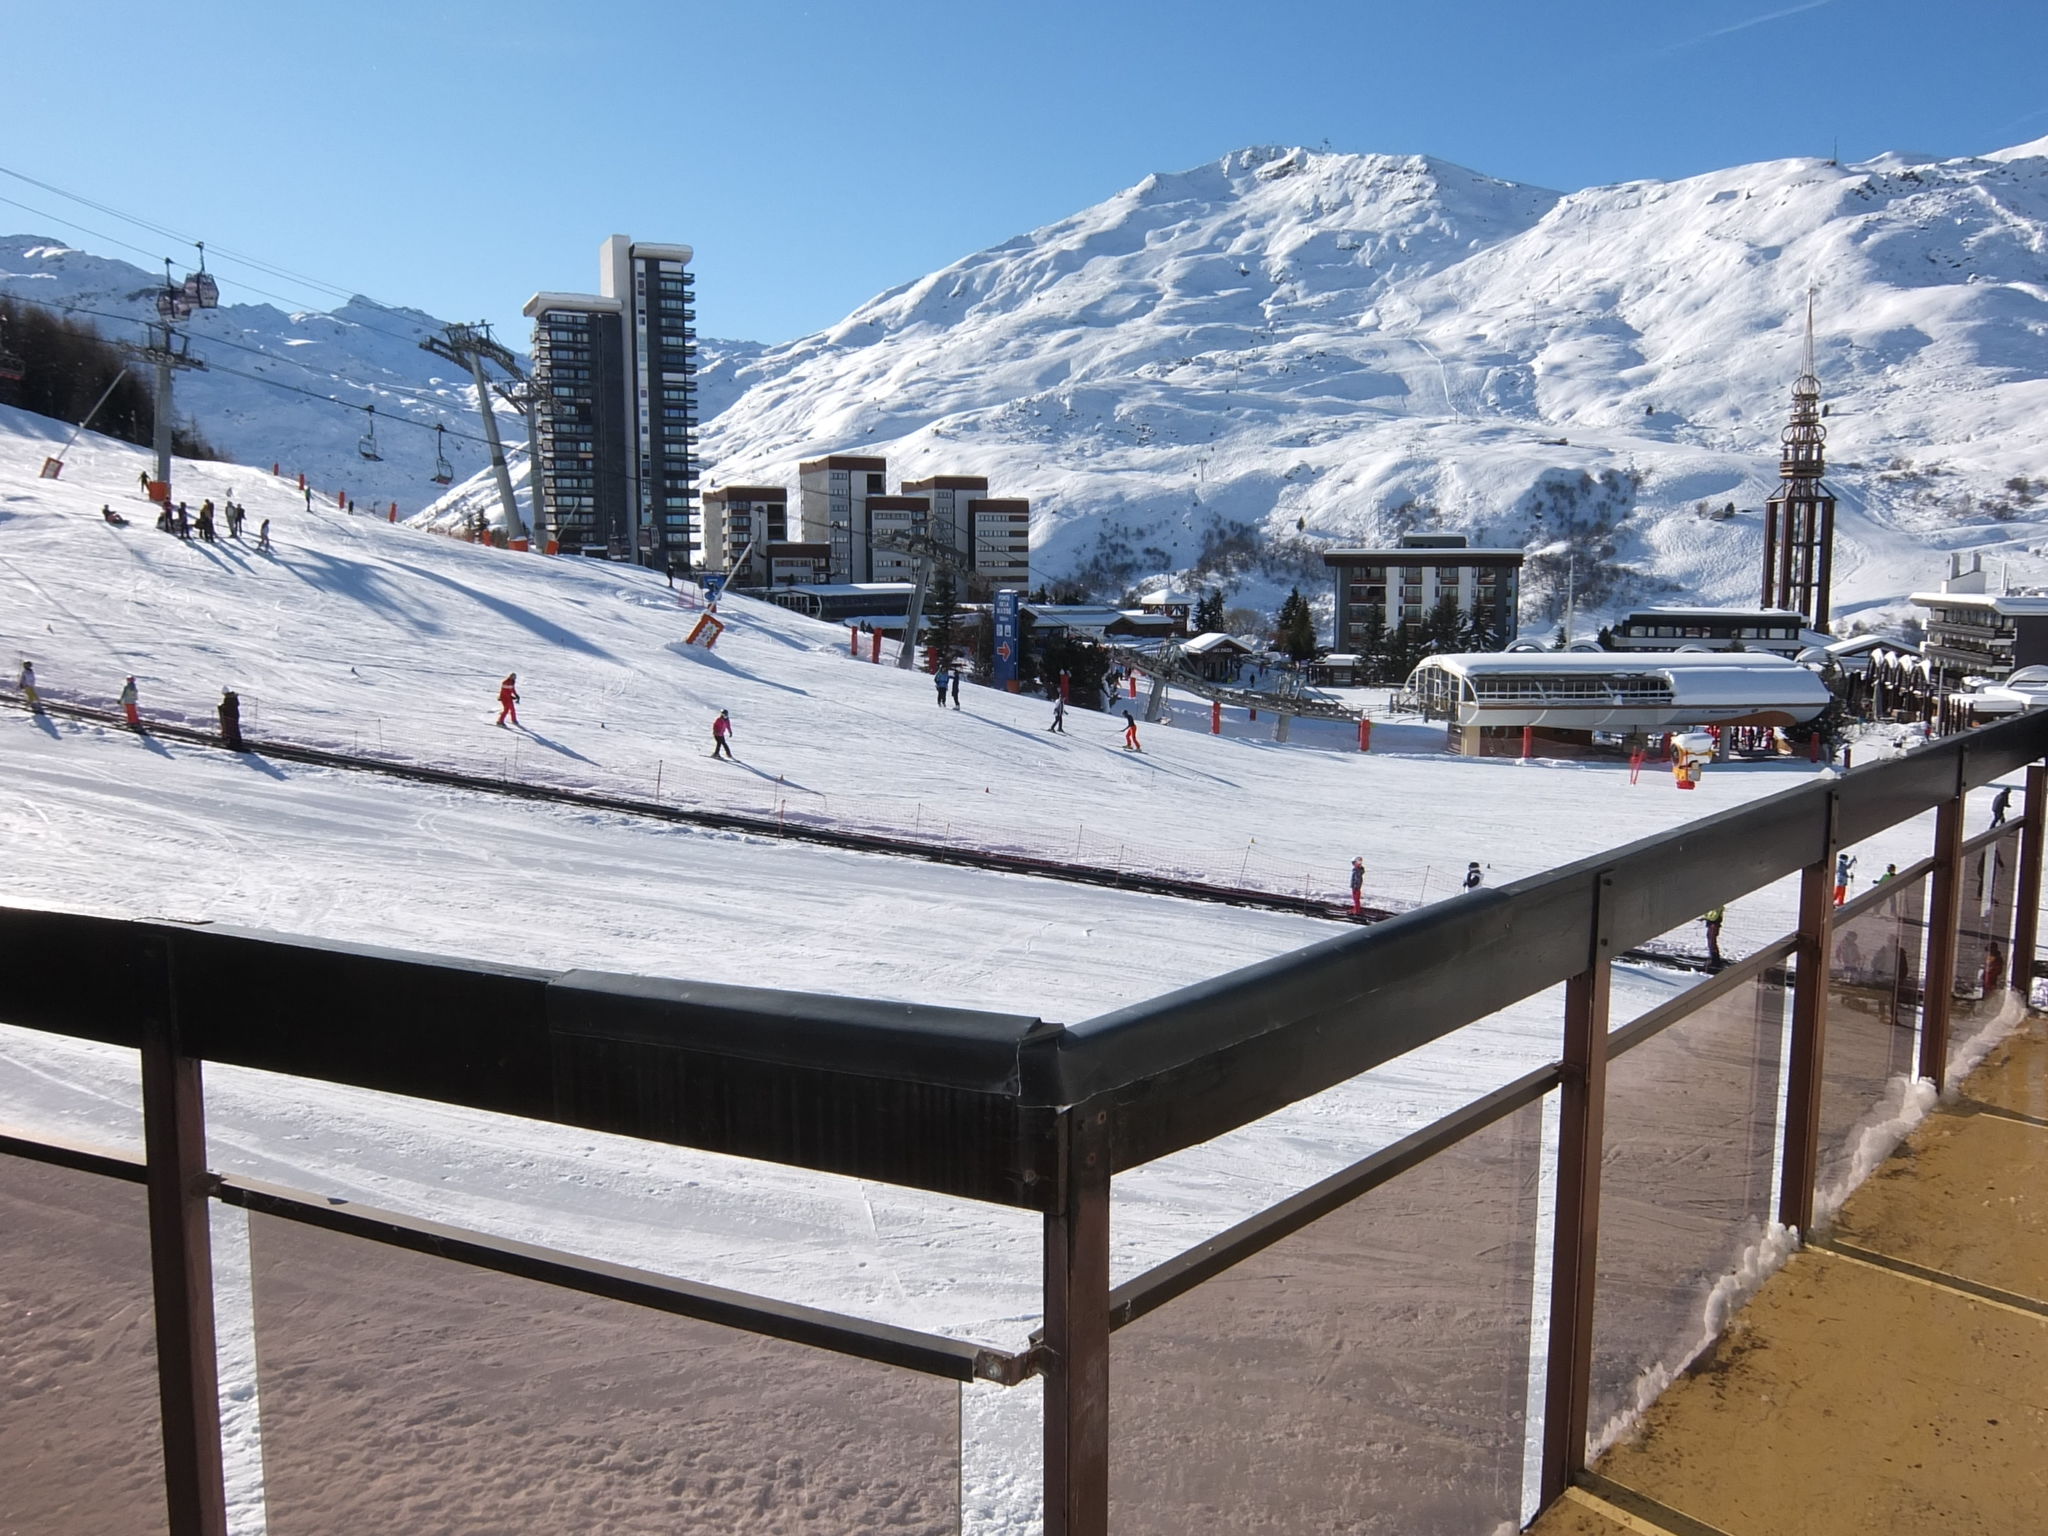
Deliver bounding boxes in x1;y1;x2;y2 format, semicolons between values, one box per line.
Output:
711;708;734;759
496;673;520;727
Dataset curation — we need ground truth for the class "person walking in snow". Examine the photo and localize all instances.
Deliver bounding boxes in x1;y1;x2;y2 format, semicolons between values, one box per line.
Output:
18;660;40;710
934;667;949;707
118;676;140;727
950;670;962;709
302;484;313;512
1048;697;1066;733
1122;709;1142;752
1833;851;1855;907
218;689;245;752
1350;856;1365;915
1991;784;2013;827
1702;906;1726;968
495;673;521;728
711;708;734;759
1463;861;1483;892
258;518;272;551
196;502;216;542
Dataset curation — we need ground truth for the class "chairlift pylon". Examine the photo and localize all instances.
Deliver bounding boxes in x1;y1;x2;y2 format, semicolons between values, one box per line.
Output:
357;404;384;462
430;422;454;485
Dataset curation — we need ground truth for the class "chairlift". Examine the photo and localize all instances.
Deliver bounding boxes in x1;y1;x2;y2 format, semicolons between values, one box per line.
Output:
357;405;384;462
430;423;454;485
181;241;220;310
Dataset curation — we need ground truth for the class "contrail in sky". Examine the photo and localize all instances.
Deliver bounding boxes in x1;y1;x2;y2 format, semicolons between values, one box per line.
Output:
1660;0;1837;54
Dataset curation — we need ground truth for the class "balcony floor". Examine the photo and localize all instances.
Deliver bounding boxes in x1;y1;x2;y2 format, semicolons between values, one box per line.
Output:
1533;1012;2048;1535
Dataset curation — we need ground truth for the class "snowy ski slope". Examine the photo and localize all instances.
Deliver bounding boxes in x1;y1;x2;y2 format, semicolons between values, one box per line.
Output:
0;407;2015;1533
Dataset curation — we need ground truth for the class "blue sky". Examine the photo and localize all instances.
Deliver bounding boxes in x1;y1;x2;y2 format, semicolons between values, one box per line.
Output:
3;1;2043;345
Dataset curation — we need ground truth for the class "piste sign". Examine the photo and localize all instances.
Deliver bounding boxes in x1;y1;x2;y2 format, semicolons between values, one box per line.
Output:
993;589;1020;690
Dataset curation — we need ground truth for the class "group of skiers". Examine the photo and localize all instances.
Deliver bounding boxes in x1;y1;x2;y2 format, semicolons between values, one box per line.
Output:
151;496;269;549
17;660;246;750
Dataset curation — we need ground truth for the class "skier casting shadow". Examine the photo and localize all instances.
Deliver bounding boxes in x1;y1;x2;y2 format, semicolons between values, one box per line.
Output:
711;708;735;759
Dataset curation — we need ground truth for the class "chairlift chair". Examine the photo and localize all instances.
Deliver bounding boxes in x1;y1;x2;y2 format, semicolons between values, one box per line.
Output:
357;405;384;462
182;242;220;310
430;423;454;485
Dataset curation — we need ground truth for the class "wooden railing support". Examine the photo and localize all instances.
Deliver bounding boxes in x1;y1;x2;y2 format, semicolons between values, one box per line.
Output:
1920;793;1967;1091
1540;872;1613;1504
2011;763;2046;999
1043;1106;1111;1536
1778;790;1839;1235
139;936;228;1536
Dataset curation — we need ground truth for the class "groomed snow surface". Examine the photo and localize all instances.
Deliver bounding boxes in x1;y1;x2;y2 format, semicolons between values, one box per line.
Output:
0;411;2014;1532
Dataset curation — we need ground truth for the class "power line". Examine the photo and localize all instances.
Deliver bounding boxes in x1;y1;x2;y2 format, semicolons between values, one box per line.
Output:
1;290;494;434
0;161;501;352
1;289;504;452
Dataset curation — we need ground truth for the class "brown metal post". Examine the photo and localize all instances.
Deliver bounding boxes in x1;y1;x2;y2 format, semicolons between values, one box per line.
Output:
139;935;228;1536
1919;794;1967;1091
1540;872;1612;1505
1761;502;1778;608
1814;498;1836;631
2012;762;2047;999
1043;1106;1111;1536
1777;791;1838;1234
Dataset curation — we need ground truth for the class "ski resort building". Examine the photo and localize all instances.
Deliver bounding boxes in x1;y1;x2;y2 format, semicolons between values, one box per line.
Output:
523;236;699;565
1324;534;1523;650
1911;553;2048;691
699;486;789;584
1406;650;1831;756
796;456;1032;592
1605;607;1826;659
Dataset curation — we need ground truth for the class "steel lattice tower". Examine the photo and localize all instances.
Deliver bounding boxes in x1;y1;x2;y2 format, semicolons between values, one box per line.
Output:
1761;289;1837;628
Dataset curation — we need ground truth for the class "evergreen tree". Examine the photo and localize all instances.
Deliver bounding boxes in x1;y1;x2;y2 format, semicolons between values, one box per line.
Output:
925;567;960;666
1034;633;1111;708
1275;586;1319;662
1381;620;1423;686
1195;587;1227;634
1353;610;1389;682
1421;593;1463;655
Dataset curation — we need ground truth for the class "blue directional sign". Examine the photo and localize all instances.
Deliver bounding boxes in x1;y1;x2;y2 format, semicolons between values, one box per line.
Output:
993;588;1020;690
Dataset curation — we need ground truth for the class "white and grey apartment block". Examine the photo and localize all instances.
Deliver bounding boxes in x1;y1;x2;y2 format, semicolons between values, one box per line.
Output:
522;235;698;564
700;486;789;584
1324;534;1523;647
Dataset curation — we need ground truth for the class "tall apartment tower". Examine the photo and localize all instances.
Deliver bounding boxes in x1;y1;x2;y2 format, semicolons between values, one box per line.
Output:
523;235;699;564
1761;290;1836;629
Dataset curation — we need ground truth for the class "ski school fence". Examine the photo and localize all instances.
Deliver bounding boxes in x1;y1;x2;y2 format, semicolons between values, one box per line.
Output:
3;684;1447;914
2;714;2044;1535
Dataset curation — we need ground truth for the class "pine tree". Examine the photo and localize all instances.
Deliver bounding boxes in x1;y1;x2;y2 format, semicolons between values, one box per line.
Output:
1195;587;1227;633
1275;586;1319;662
1422;593;1463;655
926;567;960;666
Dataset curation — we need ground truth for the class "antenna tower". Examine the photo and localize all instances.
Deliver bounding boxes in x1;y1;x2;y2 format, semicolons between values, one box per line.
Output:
1760;287;1837;629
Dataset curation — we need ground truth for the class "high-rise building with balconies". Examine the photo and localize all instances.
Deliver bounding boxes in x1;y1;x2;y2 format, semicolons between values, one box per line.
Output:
523;236;698;564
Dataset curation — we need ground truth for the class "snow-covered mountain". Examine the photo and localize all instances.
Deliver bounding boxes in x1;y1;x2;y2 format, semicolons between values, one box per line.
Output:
701;139;2048;629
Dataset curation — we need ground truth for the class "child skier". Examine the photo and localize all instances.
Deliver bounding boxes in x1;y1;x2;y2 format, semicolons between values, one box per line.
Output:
711;708;734;759
1122;710;1142;752
1047;697;1066;733
496;673;520;727
18;660;39;709
1833;851;1855;907
1349;856;1365;915
118;676;140;726
934;668;949;707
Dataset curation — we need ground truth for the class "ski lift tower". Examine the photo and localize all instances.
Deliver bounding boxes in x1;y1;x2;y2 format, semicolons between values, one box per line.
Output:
421;322;528;543
870;527;972;669
137;248;217;501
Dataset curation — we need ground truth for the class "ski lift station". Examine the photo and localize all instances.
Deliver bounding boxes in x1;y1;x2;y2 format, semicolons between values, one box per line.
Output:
1407;650;1832;756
